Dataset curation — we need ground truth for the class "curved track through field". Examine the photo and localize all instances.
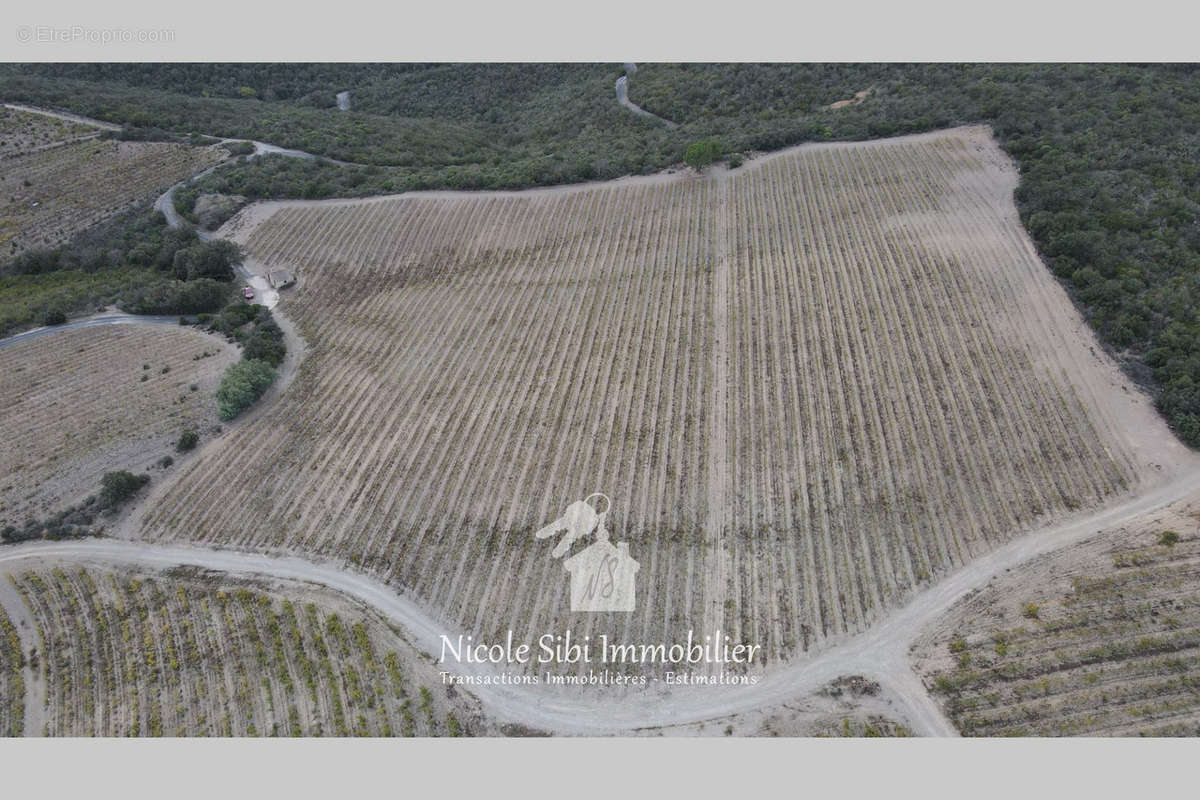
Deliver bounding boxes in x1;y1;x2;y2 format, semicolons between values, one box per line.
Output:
3;466;1199;735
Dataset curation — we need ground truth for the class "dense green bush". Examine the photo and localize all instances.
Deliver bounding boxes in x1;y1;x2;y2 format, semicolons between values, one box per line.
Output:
41;308;66;326
176;429;199;452
203;300;285;363
683;139;722;170
223;140;255;156
0;267;167;338
216;358;276;420
99;470;150;507
2;469;152;543
118;278;230;315
171;239;242;282
1;209;195;278
0;210;221;335
208;299;260;333
242;318;286;366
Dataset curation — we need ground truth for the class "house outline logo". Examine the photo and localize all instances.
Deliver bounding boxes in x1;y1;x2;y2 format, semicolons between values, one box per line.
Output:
535;493;639;612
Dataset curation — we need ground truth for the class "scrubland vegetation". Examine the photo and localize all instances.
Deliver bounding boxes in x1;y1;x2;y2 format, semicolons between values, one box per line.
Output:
0;210;243;335
3;65;1197;444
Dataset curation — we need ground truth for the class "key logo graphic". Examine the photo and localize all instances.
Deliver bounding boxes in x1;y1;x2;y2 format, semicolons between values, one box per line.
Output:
534;493;639;612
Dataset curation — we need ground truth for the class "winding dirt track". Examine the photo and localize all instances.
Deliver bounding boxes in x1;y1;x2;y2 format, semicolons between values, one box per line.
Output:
3;465;1199;735
615;68;678;128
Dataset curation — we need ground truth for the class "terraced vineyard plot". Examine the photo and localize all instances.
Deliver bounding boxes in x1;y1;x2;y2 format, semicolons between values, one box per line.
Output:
0;106;95;160
0;325;236;525
11;566;485;736
0;135;223;252
0;601;23;736
916;498;1200;736
143;127;1184;667
147;181;718;662
714;131;1169;656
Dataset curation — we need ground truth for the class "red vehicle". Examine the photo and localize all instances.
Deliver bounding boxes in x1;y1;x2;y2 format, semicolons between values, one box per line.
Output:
242;286;255;300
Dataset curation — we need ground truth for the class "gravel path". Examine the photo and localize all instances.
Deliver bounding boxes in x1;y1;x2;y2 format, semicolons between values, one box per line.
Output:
615;67;678;128
3;466;1197;735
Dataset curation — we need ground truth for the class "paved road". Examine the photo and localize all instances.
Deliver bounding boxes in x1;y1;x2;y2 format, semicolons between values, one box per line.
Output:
3;466;1196;735
0;314;181;351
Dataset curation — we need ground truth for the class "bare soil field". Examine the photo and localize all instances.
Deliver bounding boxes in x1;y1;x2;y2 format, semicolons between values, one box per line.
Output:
0;324;236;526
0;120;224;253
640;675;912;736
6;564;488;736
139;126;1192;672
914;489;1200;736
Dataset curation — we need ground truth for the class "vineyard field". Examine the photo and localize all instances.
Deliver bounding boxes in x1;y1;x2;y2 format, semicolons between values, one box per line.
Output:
8;565;485;736
0;599;23;736
0;106;95;160
915;493;1200;736
0;325;236;526
0;127;223;253
140;127;1193;668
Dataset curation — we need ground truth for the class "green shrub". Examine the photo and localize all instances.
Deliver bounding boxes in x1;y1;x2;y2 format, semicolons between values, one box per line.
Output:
176;429;199;452
99;470;150;507
1022;603;1040;620
243;319;286;366
119;277;230;315
171;239;243;282
1159;530;1180;547
216;358;276;420
41;308;67;325
223;141;255;156
684;139;723;170
727;152;744;168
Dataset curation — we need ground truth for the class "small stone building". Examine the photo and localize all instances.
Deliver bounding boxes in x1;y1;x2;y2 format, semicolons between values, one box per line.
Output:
268;269;295;289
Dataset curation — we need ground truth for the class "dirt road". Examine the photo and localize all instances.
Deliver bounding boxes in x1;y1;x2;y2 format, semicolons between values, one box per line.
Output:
615;70;678;128
3;465;1198;735
2;103;121;132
